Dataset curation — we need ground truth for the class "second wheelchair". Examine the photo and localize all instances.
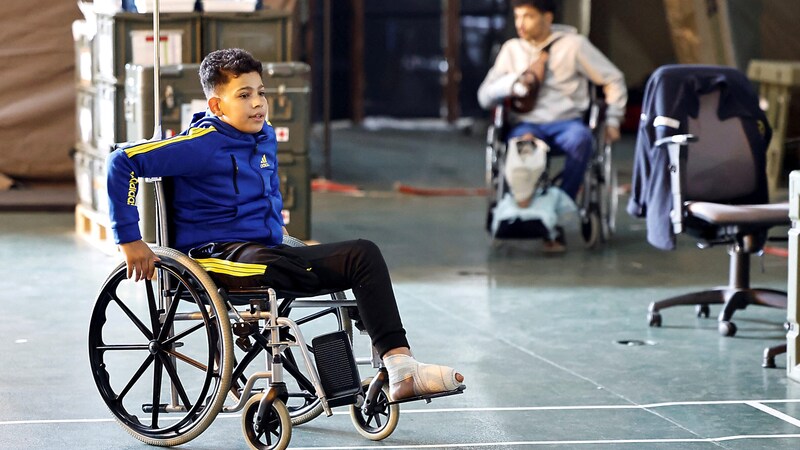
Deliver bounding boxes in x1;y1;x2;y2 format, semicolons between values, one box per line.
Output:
485;93;618;249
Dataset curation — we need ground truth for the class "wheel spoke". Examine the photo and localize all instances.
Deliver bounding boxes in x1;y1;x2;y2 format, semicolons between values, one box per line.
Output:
157;352;193;410
118;354;155;401
162;322;204;347
151;357;163;428
165;349;210;373
145;279;161;338
111;294;154;340
96;344;150;351
157;283;185;342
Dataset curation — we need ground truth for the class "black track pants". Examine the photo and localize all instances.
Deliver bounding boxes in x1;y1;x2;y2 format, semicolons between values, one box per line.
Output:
189;239;409;356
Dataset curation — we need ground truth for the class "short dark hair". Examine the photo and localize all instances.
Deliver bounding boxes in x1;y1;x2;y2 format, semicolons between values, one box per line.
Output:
510;0;556;14
199;48;263;98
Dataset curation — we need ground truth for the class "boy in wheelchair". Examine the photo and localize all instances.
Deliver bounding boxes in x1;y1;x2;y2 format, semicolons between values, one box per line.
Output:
106;48;464;402
478;0;627;249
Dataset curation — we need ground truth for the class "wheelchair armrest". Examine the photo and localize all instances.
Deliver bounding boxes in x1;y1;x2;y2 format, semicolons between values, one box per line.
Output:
282;234;308;248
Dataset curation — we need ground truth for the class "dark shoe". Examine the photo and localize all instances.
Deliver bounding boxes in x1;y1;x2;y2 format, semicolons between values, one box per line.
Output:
543;226;567;254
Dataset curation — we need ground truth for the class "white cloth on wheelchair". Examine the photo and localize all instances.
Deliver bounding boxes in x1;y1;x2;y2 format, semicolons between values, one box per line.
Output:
491;188;577;239
505;136;549;203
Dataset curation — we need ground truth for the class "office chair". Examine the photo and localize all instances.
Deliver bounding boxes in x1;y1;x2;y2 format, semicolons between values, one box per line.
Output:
628;65;789;338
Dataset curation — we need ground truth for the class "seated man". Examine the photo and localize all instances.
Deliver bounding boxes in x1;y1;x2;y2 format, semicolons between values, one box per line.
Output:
478;0;627;250
106;48;464;402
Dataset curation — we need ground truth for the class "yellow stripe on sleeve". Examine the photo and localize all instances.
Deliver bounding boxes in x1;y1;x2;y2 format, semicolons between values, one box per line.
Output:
125;126;217;158
193;258;268;277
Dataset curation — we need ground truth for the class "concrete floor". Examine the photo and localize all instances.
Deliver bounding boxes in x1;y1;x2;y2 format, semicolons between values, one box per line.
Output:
0;125;798;449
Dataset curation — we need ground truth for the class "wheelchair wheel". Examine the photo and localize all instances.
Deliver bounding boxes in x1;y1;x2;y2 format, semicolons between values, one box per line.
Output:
282;291;352;426
350;377;399;441
599;144;618;241
88;247;234;447
581;209;601;249
241;394;292;450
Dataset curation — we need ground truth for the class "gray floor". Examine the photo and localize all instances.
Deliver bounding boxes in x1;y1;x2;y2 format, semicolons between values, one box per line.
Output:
1;123;799;449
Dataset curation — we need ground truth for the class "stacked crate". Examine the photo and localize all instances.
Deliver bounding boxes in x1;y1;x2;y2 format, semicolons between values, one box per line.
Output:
74;5;312;250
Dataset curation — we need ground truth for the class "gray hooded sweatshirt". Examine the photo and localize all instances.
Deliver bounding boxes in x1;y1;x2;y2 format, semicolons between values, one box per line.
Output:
477;25;627;128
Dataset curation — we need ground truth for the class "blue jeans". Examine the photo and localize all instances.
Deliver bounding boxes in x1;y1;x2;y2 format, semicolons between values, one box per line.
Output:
508;118;593;199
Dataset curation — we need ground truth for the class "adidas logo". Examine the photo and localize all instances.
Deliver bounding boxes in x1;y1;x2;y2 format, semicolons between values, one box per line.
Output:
260;154;269;168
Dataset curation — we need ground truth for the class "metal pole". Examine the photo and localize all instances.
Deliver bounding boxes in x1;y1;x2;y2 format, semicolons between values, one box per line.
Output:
152;0;167;248
323;0;332;180
152;0;162;141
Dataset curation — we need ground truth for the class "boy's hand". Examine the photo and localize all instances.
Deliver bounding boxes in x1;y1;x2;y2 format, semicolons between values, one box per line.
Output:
119;240;161;282
605;126;621;144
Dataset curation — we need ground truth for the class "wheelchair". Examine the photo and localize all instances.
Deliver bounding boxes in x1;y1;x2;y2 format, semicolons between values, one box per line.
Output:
485;89;618;249
87;179;463;449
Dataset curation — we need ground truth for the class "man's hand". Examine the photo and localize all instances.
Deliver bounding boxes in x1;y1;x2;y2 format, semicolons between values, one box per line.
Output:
605;126;621;144
119;240;161;282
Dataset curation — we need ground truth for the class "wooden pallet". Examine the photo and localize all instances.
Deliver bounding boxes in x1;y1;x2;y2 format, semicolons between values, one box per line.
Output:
75;203;116;255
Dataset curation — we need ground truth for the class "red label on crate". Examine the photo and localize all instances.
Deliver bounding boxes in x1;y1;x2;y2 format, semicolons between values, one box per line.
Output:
275;127;289;142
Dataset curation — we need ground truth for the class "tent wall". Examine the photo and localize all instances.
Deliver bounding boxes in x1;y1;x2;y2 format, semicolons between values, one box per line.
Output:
0;1;81;180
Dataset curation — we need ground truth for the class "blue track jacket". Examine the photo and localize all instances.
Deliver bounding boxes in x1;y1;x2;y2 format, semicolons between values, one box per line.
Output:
107;111;284;253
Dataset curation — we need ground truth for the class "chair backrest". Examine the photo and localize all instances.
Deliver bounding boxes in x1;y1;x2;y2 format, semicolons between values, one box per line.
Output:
684;90;757;202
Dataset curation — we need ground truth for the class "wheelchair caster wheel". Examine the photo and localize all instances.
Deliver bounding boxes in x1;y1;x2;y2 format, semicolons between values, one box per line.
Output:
242;394;292;450
647;311;662;327
718;321;737;337
350;377;399;441
581;211;601;249
695;304;710;318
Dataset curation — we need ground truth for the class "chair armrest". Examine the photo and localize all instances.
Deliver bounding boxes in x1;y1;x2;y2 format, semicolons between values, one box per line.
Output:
654;134;697;148
655;134;698;235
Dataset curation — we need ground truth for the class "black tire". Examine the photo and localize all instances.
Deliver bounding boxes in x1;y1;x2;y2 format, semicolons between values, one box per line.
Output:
88;247;234;447
349;377;399;441
242;395;292;450
582;210;601;249
601;168;618;241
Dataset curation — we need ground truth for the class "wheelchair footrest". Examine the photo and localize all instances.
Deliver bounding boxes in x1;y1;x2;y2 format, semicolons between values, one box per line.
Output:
388;385;467;406
312;331;362;405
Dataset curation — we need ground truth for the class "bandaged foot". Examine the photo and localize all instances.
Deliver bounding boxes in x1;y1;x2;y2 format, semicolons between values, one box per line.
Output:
383;354;464;402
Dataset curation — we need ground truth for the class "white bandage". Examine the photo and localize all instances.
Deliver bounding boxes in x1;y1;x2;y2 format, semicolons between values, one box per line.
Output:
383;354;461;398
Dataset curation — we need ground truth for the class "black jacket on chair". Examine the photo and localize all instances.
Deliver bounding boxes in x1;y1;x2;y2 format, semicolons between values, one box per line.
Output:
627;64;771;250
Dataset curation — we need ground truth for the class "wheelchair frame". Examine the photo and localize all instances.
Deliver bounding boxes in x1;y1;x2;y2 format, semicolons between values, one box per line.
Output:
87;4;412;447
485;89;618;249
89;5;464;445
88;177;407;449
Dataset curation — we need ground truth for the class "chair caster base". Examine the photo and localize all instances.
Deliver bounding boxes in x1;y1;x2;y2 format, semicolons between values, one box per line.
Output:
647;311;662;327
718;320;737;337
